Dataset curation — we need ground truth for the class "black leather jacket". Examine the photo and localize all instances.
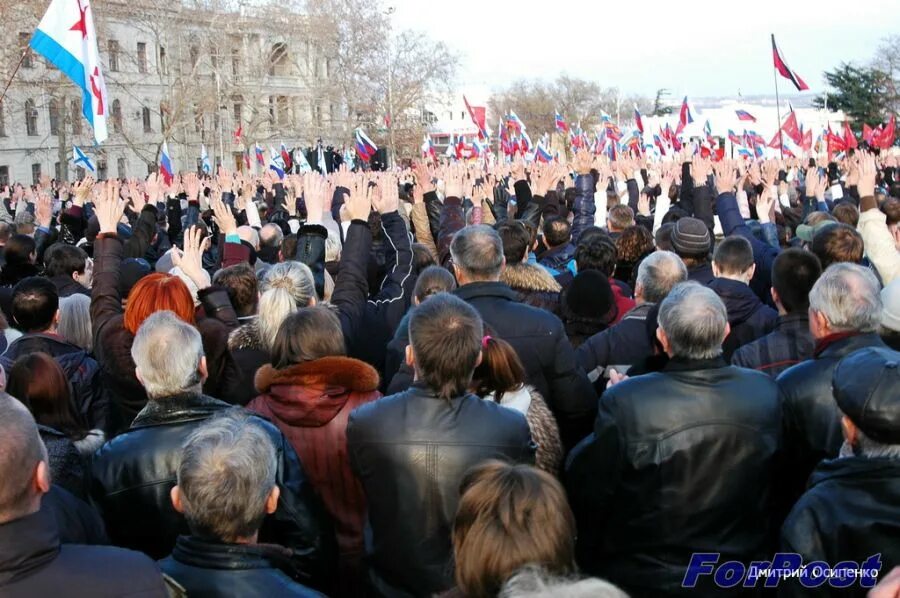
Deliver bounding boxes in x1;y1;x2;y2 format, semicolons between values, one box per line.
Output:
566;357;782;596
90;393;337;591
780;456;900;597
347;384;535;597
775;333;888;510
160;536;323;597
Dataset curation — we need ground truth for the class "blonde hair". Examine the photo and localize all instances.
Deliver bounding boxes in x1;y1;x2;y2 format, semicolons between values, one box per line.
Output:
257;262;316;353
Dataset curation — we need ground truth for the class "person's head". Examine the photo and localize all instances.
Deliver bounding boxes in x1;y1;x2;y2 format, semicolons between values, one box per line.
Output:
270;306;345;369
832;202;859;228
499;568;628;598
44;243;92;288
669;217;711;267
497;221;531;264
472;332;525;402
542;217;571;250
258;261;317;353
712;236;755;284
0;394;50;524
810;223;864;270
634;250;688;305
15;211;35;236
170;411;279;544
574;236;617;277
4;234;37;266
808;263;882;340
57;294;92;352
453;461;576;598
413;265;457;305
882;198;900;250
407;293;482;399
412;243;436;273
131;311;207;400
259;223;284;250
607;205;635;233
657;282;729;360
450;225;505;284
6;353;84;440
833;347;900;459
0;222;10;245
771;248;822;315
615;225;654;265
213;262;259;318
123;272;196;336
237;225;260;251
655;222;675;251
10;276;59;333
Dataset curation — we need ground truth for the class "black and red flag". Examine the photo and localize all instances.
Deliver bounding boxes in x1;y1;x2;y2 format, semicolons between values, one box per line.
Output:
772;35;809;92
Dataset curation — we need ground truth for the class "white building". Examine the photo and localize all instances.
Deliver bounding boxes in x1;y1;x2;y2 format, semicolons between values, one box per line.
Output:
0;0;344;186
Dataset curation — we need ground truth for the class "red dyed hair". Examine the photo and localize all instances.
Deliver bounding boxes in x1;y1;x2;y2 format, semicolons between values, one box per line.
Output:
124;273;196;335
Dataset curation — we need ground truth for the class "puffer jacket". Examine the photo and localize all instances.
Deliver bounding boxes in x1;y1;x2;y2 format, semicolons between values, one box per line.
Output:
708;277;778;360
160;536;323;597
90;393;337;592
566;356;782;596
775;332;888;514
1;333;105;430
347;383;535;597
780;456;900;597
499;261;561;315
249;356;381;596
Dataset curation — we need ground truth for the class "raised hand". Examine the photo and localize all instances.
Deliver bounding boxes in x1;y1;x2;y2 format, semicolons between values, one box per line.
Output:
713;162;737;196
412;161;435;194
216;166;234;194
343;175;373;222
755;185;775;224
374;173;400;214
211;196;237;236
573;150;593;176
35;192;52;228
857;151;877;198
73;177;94;207
145;173;163;204
637;192;651;216
303;173;327;224
171;226;210;290
183;172;200;201
95;180;126;234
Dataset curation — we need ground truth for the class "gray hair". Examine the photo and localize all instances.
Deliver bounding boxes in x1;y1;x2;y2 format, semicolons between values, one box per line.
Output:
0;394;47;523
840;429;900;460
131;311;204;399
57;294;92;352
450;225;504;281
258;261;316;353
325;229;342;263
259;223;284;249
658;282;728;360
177;411;277;542
636;250;688;304
808;263;882;333
500;567;628;598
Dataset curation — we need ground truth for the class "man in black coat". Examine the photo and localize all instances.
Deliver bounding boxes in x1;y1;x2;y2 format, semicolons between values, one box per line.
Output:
160;411;322;597
1;277;105;430
90;311;336;592
0;395;167;597
708;235;778;361
348;294;535;598
776;263;888;511
781;346;900;593
43;242;92;298
566;282;781;596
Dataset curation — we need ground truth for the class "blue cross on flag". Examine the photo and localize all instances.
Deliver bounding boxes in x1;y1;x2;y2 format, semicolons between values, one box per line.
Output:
72;145;95;172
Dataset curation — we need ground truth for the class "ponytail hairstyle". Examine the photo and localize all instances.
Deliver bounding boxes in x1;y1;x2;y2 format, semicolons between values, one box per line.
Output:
257;261;316;353
472;328;526;402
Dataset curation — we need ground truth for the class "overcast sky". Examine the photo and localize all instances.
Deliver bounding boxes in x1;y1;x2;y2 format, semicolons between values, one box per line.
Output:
388;0;900;99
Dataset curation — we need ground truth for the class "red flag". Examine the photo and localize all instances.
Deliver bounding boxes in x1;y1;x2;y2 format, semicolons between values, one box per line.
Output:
233;125;243;142
771;35;809;91
862;124;877;145
781;112;802;145
827;125;847;154
842;122;858;149
768;131;783;149
879;114;896;149
463;95;488;140
800;128;812;153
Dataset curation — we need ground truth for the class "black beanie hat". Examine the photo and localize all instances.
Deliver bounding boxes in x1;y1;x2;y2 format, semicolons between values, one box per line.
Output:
670;217;711;256
563;269;618;323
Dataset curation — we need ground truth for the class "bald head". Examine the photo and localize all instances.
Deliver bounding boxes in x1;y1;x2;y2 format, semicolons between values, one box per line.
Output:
808;263;882;335
237;226;260;250
658;282;728;359
636;250;688;304
450;225;504;283
0;394;48;523
259;223;284;250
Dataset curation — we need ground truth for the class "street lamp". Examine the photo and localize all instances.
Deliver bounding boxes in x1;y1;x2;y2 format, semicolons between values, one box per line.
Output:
385;6;395;168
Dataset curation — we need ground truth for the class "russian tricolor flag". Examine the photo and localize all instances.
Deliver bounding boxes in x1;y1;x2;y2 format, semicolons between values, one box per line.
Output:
735;109;757;123
255;143;265;166
633;105;644;134
555;111;568;133
158;141;174;185
675;96;694;135
280;142;293;171
355;128;378;162
728;129;743;146
535;143;552;163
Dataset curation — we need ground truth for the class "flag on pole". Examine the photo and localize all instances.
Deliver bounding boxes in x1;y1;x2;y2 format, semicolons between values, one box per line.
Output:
72;145;95;172
727;129;743;146
633;105;644;134
781;112;803;145
735;109;757;122
268;147;285;179
242;148;251;171
280;142;293;171
255;143;265;166
421;135;436;160
200;144;211;174
878;114;896;149
771;34;809;92
463;96;489;140
653;134;667;156
30;0;108;143
317;145;327;173
555;111;568;134
675;96;694;136
862;124;877;146
158;141;174;185
535;142;552;163
295;149;312;173
234;125;243;143
506;111;525;133
842;122;858;150
355;129;378;162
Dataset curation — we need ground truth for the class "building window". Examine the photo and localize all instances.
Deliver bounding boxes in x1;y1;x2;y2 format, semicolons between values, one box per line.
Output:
19;33;34;69
32;163;41;186
267;96;275;124
189;45;200;69
111;99;122;133
108;39;120;72
233;102;242;124
71;99;82;134
276;96;289;125
0;166;8;186
159;46;167;75
137;42;147;73
25;99;38;136
97;160;107;180
117;157;126;179
48;99;60;135
142;107;151;132
231;47;240;76
54;161;61;181
314;104;322;127
269;43;288;76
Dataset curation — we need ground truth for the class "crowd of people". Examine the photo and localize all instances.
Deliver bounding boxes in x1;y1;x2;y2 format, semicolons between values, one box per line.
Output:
0;145;899;597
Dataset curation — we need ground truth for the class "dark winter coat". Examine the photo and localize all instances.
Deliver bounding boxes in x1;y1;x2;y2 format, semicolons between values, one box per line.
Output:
708;277;778;361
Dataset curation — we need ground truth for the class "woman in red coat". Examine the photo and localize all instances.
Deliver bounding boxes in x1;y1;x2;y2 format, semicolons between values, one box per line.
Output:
248;306;380;597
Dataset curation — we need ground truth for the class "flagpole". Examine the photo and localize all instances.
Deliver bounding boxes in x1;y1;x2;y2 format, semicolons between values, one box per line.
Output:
0;48;29;105
771;34;784;159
